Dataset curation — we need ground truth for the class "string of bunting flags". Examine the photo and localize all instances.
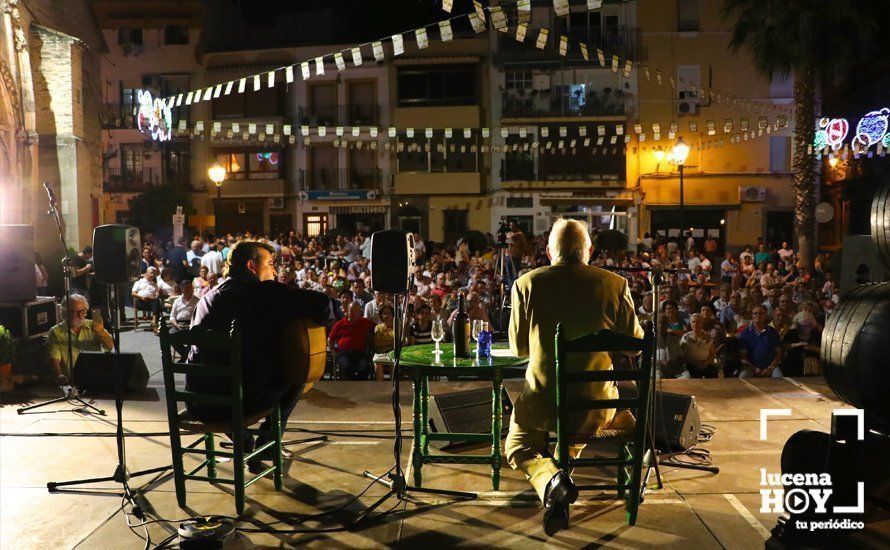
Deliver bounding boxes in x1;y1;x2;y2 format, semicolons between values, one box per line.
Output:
156;0;792;124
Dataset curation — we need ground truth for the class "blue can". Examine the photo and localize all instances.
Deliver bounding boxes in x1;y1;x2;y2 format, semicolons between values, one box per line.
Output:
477;330;492;358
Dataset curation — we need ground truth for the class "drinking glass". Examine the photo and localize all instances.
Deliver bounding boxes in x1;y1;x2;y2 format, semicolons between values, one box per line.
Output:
471;319;483;356
431;319;445;356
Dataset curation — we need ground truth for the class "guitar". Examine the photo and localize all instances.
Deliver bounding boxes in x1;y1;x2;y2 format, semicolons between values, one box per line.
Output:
280;317;327;393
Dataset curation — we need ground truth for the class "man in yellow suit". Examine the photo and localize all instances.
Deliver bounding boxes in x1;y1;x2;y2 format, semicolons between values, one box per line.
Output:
506;218;644;536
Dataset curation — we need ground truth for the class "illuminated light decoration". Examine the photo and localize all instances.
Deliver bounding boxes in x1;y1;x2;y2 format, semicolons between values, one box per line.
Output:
256;152;279;165
823;118;849;150
813;118;830;151
883;131;890;149
853;108;889;149
137;90;173;142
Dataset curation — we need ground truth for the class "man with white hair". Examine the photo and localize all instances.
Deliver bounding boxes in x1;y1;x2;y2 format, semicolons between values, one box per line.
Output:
506;218;644;536
46;294;113;383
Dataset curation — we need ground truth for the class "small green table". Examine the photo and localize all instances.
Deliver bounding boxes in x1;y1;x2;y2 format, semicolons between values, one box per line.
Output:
392;343;528;491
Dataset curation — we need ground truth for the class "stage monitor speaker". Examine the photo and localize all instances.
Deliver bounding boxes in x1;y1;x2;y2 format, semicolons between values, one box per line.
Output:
427;387;513;450
92;224;141;284
653;391;701;451
369;230;414;294
72;351;149;394
0;224;37;302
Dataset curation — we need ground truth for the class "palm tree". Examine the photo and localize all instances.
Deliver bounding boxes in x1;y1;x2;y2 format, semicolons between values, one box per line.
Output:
723;0;881;269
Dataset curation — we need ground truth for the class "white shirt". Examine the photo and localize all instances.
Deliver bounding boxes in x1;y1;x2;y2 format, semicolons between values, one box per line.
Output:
687;257;702;271
364;300;381;324
201;250;224;274
778;247;794;261
132;278;158;299
157;278;175;298
170;294;199;324
700;257;712;272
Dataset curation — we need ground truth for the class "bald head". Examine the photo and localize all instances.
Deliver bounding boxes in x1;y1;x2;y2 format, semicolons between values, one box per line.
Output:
547;218;592;265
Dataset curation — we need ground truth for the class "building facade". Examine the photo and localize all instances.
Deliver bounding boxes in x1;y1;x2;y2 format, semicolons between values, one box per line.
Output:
1;0;105;259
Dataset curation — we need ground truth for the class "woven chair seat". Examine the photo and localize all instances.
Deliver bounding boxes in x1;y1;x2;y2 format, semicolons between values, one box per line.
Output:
177;408;273;434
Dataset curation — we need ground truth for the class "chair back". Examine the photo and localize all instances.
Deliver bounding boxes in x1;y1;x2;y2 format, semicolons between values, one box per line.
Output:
554;323;654;467
159;318;244;428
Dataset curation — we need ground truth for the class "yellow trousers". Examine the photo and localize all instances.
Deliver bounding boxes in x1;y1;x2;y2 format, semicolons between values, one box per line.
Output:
504;413;584;503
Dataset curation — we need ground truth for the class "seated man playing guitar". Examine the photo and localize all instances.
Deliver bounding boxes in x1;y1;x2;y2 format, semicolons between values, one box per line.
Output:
187;240;334;466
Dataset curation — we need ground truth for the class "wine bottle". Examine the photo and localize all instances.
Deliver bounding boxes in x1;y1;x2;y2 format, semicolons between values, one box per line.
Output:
453;293;471;357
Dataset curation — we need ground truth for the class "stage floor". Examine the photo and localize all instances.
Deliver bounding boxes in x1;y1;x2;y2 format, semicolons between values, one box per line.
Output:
0;329;885;549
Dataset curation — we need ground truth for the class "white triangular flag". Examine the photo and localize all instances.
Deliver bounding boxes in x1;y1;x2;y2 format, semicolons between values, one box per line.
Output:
392;34;404;56
351;47;363;66
253;75;261;91
518;0;531;22
415;28;429;49
443;0;453;13
267;71;275;88
439;20;453;42
553;0;569;17
536;28;549;49
516;23;528;42
285;66;294;84
213;84;222;98
469;12;485;33
334;52;346;71
587;0;603;9
301;62;310;80
372;41;384;62
315;57;324;75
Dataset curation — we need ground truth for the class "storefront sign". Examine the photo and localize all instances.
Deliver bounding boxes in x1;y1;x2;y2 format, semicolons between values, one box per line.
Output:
306;190;376;200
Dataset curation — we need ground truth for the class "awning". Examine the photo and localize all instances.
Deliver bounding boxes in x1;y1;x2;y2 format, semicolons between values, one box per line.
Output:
329;206;389;215
540;196;634;206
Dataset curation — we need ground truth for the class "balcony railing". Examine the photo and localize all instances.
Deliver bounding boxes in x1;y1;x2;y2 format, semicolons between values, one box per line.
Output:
501;153;626;182
502;92;624;118
103;167;157;192
296;104;380;127
299;168;386;192
497;26;642;65
102;103;137;129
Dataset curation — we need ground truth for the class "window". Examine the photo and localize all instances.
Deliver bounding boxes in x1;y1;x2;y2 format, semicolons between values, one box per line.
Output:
118;28;143;45
213;86;281;119
505;71;533;91
304;214;328;237
309;146;339;190
397;132;429;173
443;209;469;239
164;25;189;45
770;137;791;173
506;197;534;209
677;65;701;99
677;0;700;32
397;131;478;174
121;145;144;186
770;74;793;99
215;149;282;180
397;64;477;107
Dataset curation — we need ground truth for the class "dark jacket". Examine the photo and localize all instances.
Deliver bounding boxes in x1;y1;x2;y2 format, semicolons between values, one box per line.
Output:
186;273;334;419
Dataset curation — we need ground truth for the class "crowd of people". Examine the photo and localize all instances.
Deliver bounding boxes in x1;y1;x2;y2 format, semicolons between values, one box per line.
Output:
56;223;834;382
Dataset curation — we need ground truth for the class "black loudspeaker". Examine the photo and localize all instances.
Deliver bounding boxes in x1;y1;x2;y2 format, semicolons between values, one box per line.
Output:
369;230;414;294
653;391;701;451
0;224;37;302
92;224;141;284
427;387;513;450
72;351;150;394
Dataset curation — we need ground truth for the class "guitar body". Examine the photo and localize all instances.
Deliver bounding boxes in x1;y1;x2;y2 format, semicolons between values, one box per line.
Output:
280;318;327;393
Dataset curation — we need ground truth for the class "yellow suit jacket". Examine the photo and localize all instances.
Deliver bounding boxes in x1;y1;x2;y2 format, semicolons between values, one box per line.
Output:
509;264;644;433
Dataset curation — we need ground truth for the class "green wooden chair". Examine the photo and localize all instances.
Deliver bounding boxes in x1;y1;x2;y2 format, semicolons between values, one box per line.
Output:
554;323;655;526
159;318;284;516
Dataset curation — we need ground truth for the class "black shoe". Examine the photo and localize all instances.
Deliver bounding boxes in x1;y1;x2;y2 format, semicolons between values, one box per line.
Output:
247;458;265;475
543;471;578;537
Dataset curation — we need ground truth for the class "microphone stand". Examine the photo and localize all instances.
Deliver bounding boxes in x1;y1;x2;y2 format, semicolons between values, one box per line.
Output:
354;290;476;525
17;183;105;416
605;264;719;475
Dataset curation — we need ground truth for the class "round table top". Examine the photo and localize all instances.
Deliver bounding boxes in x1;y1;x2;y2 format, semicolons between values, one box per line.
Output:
392;343;528;376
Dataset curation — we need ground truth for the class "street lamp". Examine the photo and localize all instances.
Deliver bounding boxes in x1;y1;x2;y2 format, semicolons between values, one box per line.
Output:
208;162;227;233
672;137;690;234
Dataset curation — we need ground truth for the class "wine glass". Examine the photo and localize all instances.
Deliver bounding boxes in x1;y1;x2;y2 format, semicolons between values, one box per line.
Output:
471;319;483;357
431;318;445;357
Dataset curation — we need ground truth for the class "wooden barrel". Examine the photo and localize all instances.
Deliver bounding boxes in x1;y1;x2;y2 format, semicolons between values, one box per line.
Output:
821;282;890;427
870;178;890;270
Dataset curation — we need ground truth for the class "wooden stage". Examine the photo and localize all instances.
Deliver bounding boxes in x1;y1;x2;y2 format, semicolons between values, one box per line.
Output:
1;330;887;549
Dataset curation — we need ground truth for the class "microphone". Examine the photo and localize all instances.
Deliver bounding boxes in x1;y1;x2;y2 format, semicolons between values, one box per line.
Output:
43;181;56;204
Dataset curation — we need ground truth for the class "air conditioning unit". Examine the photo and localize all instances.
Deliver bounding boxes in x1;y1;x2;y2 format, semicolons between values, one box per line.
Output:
296;191;309;201
269;197;285;209
367;189;379;200
677;99;700;116
739;186;767;202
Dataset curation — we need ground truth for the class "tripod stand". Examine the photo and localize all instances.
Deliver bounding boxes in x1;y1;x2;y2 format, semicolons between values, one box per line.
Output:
47;283;171;498
18;182;105;416
354;292;476;525
493;240;514;334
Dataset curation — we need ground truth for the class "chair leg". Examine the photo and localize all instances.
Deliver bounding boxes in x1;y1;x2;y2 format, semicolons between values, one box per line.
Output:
272;406;283;491
626;442;644;526
170;430;187;508
205;433;216;479
233;427;246;516
617;443;630;498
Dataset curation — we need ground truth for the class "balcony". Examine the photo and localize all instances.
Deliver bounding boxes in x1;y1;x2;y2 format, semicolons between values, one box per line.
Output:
296;104;380;127
299;168;386;192
502;91;624;119
102;103;137;129
500;153;626;183
103;167;157;193
496;26;642;66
